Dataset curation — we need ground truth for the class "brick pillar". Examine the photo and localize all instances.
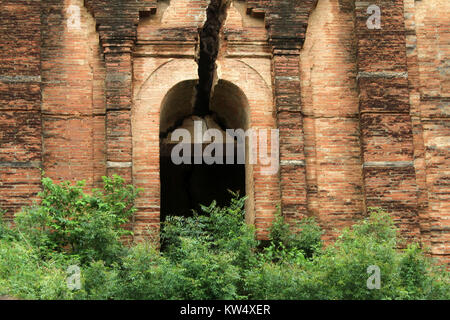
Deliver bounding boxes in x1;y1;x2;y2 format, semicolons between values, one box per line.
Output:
354;1;421;242
266;0;318;225
86;0;158;241
103;42;133;183
97;40;134;240
271;45;308;224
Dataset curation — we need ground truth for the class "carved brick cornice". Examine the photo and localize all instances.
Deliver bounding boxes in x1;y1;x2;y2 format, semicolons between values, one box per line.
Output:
266;0;318;50
84;0;157;49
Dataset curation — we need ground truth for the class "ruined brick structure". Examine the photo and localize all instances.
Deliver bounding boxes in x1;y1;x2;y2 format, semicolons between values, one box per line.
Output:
0;0;448;263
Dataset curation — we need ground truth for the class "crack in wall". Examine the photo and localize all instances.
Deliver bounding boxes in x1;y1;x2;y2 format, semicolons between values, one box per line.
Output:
193;0;230;117
159;0;230;139
158;1;247;221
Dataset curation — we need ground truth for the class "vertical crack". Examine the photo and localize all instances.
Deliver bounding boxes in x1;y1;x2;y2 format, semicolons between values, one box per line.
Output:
160;0;230;139
193;0;230;117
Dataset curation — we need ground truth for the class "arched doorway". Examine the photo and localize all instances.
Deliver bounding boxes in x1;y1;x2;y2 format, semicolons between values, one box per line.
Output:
159;79;250;221
133;58;277;239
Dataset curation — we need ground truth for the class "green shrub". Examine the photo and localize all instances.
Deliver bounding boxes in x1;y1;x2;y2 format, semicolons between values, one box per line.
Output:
267;211;323;260
307;211;402;300
162;192;259;270
161;193;258;298
81;240;243;300
14;175;139;264
396;244;450;299
0;210;15;241
0;239;76;299
79;260;120;300
165;238;241;300
245;208;449;300
113;243;177;300
0;177;448;300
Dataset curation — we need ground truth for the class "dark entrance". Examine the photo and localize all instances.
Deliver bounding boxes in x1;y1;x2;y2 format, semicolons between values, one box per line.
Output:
159;80;249;221
160;144;245;221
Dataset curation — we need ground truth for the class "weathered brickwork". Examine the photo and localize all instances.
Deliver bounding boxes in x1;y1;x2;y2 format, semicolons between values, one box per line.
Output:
41;0;106;191
403;0;449;263
354;0;422;245
0;0;42;222
300;0;364;241
0;0;448;262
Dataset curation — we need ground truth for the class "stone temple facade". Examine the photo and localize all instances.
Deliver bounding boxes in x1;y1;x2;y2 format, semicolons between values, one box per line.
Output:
0;0;448;263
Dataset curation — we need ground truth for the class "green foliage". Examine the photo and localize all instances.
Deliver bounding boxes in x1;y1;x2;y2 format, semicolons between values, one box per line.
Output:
267;210;323;260
245;208;449;300
0;240;76;299
162;193;258;271
0;209;15;241
396;244;450;299
160;192;258;298
14;175;139;264
161;238;241;300
306;209;403;300
0;178;448;300
111;243;177;300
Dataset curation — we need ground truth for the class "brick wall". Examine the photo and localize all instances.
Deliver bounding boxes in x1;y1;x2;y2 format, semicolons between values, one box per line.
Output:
300;0;364;241
0;0;448;261
42;0;106;189
404;0;450;263
0;0;42;222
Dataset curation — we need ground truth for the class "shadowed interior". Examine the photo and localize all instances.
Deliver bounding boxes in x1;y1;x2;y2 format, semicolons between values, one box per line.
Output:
160;79;249;221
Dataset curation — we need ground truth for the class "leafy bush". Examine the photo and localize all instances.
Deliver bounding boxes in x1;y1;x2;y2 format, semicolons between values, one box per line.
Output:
0;177;448;300
396;244;449;299
246;208;449;300
0;240;76;299
14;175;139;264
160;193;257;298
267;211;323;260
162;193;258;270
0;210;15;241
